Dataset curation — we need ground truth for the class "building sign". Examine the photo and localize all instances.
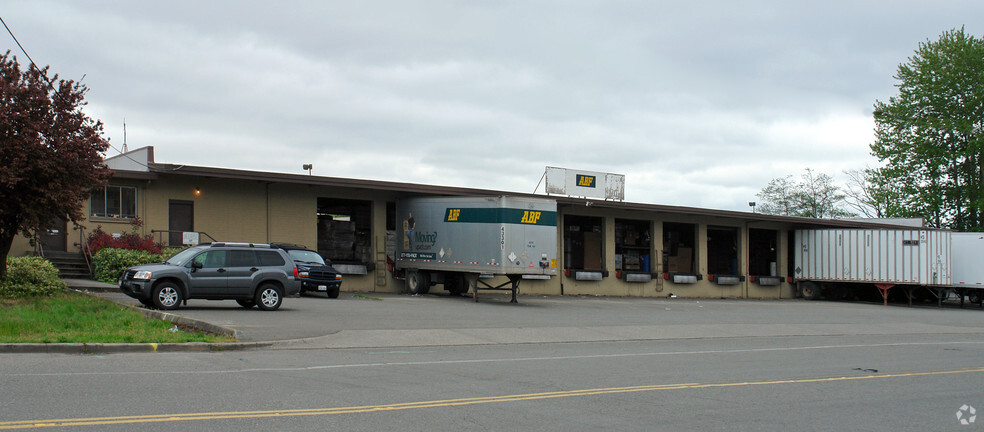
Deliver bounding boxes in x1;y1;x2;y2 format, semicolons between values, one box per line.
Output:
576;174;596;188
544;166;625;201
182;232;200;245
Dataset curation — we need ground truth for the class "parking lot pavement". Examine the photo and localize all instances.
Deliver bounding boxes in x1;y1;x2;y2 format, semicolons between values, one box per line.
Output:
76;281;984;351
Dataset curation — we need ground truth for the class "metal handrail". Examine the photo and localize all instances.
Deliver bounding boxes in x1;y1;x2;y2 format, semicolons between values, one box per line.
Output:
77;224;93;277
150;230;218;246
32;232;45;258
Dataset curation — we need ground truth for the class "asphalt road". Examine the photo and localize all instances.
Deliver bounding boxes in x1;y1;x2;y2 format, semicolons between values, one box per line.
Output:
2;293;984;430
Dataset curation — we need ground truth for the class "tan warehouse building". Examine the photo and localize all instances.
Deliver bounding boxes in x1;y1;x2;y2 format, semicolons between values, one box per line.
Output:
12;146;893;299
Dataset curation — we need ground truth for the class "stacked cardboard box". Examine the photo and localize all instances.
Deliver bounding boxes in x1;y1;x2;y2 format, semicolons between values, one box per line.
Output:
666;247;693;273
319;220;357;261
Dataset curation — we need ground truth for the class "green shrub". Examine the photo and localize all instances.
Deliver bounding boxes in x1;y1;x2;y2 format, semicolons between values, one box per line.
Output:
92;248;167;283
160;247;186;260
0;256;67;298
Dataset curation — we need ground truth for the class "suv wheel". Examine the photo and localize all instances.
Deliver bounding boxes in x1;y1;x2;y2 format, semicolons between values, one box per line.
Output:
153;282;182;310
255;284;283;311
327;287;339;299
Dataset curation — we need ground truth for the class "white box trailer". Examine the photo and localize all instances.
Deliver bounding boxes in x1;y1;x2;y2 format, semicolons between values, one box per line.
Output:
394;195;559;302
951;233;984;286
793;229;951;304
950;232;984;305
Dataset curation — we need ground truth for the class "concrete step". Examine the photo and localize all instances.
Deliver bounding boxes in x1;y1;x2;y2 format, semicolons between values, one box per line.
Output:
43;252;92;279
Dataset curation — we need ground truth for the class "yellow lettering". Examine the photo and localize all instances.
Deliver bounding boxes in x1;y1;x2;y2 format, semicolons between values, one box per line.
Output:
578;176;595;187
521;211;541;224
447;209;460;221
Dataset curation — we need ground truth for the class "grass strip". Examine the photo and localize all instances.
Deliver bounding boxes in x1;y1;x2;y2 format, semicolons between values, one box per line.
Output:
0;291;235;343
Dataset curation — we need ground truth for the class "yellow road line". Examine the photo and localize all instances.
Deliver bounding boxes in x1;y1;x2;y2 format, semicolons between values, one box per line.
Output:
2;367;982;429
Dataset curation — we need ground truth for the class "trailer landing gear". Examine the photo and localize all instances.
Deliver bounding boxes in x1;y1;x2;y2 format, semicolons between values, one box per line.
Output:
874;284;895;306
466;274;521;303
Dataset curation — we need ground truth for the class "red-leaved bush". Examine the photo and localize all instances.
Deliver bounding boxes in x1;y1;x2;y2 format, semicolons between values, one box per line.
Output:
86;217;165;255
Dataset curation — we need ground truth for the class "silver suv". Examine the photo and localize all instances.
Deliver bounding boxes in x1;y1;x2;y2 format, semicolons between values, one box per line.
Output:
119;242;301;311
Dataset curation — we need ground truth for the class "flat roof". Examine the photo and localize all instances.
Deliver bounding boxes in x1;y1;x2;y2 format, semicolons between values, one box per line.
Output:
107;147;929;231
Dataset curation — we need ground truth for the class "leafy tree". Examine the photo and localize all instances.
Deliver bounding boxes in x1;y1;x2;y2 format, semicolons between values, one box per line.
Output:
0;52;112;280
870;27;984;230
756;169;854;218
756;175;799;216
796;169;853;218
843;168;889;218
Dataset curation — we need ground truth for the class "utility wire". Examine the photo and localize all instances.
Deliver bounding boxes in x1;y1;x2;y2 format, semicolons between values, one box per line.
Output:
0;14;148;168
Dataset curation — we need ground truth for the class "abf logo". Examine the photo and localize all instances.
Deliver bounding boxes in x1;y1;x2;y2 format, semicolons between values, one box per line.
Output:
521;211;542;224
957;405;976;425
446;208;461;222
576;174;596;188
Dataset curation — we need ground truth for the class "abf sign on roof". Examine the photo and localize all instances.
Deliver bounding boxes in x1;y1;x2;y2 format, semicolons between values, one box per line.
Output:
544;166;625;201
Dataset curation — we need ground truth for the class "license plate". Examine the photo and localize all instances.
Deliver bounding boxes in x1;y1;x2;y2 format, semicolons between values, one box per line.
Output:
318;285;327;291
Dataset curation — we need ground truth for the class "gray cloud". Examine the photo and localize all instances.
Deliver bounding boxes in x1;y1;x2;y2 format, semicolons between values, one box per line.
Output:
4;1;983;210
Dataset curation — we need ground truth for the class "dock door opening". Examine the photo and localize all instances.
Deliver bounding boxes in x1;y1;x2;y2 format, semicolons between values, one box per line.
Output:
564;215;604;271
748;229;778;277
317;198;372;269
707;226;739;275
663;222;696;274
615;219;652;273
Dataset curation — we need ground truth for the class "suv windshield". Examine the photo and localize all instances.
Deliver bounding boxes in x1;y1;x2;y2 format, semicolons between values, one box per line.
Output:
164;247;203;267
287;249;326;265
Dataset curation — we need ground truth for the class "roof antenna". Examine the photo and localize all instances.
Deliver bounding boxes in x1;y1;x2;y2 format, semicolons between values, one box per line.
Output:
122;118;127;153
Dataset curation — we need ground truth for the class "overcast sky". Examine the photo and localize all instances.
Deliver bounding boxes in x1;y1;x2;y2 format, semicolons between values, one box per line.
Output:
4;1;983;211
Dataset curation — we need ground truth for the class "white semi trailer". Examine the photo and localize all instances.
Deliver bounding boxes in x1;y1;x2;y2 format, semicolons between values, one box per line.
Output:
949;232;984;305
793;228;953;305
393;196;559;302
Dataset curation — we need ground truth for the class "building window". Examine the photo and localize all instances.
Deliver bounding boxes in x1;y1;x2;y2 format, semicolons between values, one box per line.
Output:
91;185;136;219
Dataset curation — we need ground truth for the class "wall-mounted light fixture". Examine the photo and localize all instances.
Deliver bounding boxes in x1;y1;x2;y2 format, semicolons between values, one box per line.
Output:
194;187;201;197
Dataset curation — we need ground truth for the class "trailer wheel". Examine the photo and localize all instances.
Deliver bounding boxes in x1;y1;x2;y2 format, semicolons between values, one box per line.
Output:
407;271;431;295
970;293;982;305
800;281;821;300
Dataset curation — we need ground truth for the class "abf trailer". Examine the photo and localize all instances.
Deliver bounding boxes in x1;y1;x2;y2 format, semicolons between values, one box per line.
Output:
394;196;559;302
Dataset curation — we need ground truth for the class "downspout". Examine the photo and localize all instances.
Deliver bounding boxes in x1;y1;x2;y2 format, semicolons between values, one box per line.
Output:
743;220;749;299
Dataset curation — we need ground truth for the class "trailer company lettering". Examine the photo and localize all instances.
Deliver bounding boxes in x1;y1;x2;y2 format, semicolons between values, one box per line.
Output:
414;231;438;250
576;174;596;188
443;208;557;226
446;208;461;222
400;251;437;260
521;211;542;224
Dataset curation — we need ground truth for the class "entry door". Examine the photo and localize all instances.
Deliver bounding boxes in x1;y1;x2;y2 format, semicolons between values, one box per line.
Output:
40;218;67;252
169;200;194;247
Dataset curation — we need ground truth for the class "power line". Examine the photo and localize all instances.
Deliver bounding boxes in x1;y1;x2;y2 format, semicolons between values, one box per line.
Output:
0;14;148;168
0;14;43;83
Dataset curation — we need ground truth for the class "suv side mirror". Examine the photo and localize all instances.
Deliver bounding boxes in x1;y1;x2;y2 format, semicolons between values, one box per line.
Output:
191;261;203;271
